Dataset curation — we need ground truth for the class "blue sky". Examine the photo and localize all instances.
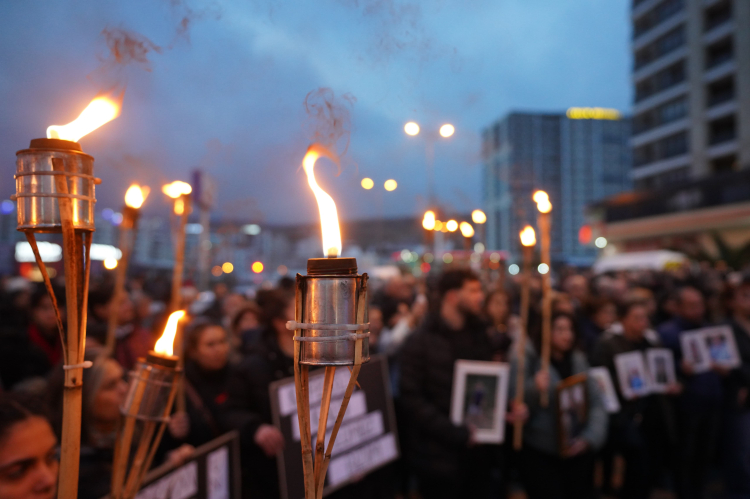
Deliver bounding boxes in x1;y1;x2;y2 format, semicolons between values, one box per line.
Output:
0;0;631;224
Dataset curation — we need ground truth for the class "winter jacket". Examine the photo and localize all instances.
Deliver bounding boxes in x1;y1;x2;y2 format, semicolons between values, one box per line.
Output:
223;327;294;499
398;312;493;477
509;344;608;455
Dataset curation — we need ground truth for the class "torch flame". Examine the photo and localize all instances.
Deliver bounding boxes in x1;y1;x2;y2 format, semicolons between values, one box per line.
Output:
520;225;537;247
422;211;436;231
46;95;121;142
124;184;150;209
162;181;192;199
303;144;342;257
154;310;186;357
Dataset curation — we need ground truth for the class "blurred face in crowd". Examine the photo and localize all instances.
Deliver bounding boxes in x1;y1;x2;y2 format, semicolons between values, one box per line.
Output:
621;305;650;341
273;298;296;337
91;360;128;427
235;310;259;333
551;316;575;355
678;288;705;325
368;308;383;347
563;275;588;304
485;292;509;326
593;302;617;330
223;294;246;320
0;417;58;499
31;295;57;333
192;326;230;372
456;279;484;317
733;285;750;319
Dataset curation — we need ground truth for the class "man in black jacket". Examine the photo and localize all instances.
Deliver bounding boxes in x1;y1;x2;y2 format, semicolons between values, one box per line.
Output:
399;268;492;498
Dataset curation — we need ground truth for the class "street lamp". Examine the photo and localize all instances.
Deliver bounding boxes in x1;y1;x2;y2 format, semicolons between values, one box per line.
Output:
404;120;455;204
361;178;374;190
384;179;398;191
471;209;487;224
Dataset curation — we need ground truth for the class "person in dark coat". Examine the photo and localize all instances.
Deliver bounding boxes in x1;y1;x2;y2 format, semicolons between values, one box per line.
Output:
724;276;750;497
657;286;722;499
163;320;233;451
398;268;493;499
224;289;293;499
592;301;677;499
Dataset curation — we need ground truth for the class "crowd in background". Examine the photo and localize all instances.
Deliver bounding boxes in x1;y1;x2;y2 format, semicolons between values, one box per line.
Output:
0;261;749;499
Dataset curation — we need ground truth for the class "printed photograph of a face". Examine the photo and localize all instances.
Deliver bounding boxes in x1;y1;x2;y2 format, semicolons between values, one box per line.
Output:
463;374;499;430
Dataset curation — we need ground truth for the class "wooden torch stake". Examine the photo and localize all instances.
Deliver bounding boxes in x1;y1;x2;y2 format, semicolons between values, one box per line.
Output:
316;275;368;499
513;245;532;450
538;211;552;408
51;158;85;499
313;367;336;489
293;276;315;499
105;213;134;355
171;195;190;414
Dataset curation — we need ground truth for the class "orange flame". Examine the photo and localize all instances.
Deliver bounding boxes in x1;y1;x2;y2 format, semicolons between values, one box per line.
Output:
533;190;552;213
303;144;342;257
520;225;536;247
46;94;122;142
124;184;149;209
154;310;186;357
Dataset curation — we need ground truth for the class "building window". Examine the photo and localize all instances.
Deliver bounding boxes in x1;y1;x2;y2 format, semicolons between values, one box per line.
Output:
706;76;735;108
635;61;686;102
708;115;736;145
634;26;685;70
634;0;684;39
633;131;688;167
705;36;733;69
711;154;737;173
633;95;688;134
704;0;732;32
635;166;690;190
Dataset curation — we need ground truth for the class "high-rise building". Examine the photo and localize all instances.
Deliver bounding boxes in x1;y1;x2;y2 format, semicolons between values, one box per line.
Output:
482;111;632;264
631;0;750;189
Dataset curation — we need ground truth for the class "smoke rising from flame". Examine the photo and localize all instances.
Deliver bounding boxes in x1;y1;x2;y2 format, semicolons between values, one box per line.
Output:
304;88;356;157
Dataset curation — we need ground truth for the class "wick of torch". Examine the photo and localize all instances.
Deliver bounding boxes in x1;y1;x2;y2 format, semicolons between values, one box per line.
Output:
303;144;342;258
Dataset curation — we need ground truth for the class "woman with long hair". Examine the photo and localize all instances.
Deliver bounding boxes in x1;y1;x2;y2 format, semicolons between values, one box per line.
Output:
510;312;608;499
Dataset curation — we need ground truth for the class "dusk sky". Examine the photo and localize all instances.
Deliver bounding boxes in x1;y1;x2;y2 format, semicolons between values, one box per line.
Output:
0;0;631;225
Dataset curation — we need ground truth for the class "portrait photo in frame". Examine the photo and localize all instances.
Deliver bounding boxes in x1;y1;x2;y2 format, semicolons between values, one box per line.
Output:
588;367;620;413
646;348;677;393
556;373;588;455
450;360;510;444
614;351;652;400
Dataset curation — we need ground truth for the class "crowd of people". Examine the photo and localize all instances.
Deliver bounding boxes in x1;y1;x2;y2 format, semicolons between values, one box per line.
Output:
0;261;749;499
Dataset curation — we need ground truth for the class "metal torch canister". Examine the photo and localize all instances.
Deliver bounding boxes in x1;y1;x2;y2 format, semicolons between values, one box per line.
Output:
14;138;97;232
121;353;180;421
299;257;370;366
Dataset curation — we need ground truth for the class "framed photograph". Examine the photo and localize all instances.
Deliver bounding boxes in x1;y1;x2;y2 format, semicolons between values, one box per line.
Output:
588;367;620;413
680;330;714;373
450;360;510;444
614;351;651;400
556;373;588;455
703;326;741;369
646;348;677;392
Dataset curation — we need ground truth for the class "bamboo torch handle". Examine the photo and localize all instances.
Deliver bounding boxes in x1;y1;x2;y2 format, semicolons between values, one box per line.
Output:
513;246;532;450
539;212;552;408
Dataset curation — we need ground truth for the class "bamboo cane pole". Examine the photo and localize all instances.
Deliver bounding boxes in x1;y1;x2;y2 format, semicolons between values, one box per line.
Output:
538;211;552;408
105;212;135;355
51;158;86;499
313;367;336;488
171;195;190;414
293;276;315;499
513;245;533;450
315;276;368;498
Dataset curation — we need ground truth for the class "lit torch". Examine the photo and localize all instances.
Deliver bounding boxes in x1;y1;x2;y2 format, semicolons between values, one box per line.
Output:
288;145;370;498
111;311;185;499
162;181;192;313
533;190;553;407
14;93;121;499
104;184;150;355
514;225;536;450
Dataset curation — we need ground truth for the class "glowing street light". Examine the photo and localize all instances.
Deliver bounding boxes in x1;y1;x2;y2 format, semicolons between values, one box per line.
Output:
459;222;474;238
384;179;398;191
361;178;374;190
471;209;487;224
422;210;436;230
446;220;458;232
252;261;264;273
439;124;455;138
404;122;420;136
222;262;234;274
